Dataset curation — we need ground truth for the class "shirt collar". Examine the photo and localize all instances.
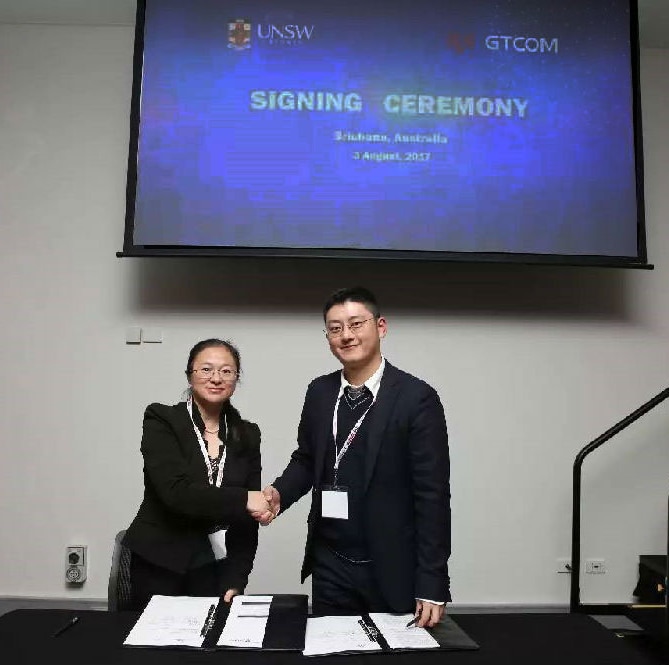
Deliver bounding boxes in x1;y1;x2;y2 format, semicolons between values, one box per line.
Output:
338;356;386;400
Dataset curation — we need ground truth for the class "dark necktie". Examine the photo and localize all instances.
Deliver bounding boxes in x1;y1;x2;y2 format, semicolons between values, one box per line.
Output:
342;384;373;412
336;384;373;449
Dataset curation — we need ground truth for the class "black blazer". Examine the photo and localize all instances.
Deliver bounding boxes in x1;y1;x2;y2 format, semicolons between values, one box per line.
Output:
124;402;261;592
273;361;450;611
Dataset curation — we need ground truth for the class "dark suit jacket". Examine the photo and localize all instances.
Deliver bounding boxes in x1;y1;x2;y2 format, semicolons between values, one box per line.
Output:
124;402;261;592
273;361;450;611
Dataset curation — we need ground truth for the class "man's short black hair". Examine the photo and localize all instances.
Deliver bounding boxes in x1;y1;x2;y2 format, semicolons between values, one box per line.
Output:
322;287;380;321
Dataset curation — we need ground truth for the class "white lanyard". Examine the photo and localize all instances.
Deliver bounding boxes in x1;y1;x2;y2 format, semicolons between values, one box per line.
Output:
331;394;375;478
187;397;227;488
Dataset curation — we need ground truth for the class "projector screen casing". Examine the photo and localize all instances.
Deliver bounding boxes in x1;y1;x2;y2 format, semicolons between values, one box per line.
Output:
122;0;649;267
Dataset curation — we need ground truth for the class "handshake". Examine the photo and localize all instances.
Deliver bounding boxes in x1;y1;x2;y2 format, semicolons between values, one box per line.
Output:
246;486;281;526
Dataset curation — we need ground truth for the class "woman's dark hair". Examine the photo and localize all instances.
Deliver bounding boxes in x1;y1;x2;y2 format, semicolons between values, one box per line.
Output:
185;338;245;447
185;338;241;377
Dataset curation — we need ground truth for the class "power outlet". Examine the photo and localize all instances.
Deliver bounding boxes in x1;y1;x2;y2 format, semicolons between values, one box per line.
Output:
585;558;606;574
65;545;87;584
556;558;572;574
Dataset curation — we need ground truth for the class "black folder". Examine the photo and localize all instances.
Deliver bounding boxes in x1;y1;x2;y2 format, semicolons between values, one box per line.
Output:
304;614;479;656
124;594;308;652
205;594;308;651
361;614;479;653
423;615;480;651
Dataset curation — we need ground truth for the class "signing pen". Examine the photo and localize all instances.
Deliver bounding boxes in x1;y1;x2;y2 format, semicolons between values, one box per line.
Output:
52;616;79;637
406;616;419;628
200;604;216;637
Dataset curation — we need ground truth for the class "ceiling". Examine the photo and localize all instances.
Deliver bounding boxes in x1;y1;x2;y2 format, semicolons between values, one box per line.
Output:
0;0;667;49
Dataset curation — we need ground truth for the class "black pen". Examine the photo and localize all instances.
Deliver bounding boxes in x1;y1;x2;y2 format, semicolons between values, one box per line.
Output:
406;616;419;628
358;618;376;642
200;604;216;637
52;616;79;637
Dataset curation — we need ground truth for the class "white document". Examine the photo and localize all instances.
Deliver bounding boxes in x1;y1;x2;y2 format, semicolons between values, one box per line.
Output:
321;489;349;519
207;528;228;560
303;616;381;656
216;595;273;648
368;613;440;650
123;595;219;648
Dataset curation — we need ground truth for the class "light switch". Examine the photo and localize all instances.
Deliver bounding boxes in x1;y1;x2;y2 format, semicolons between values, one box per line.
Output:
125;327;142;344
142;328;163;343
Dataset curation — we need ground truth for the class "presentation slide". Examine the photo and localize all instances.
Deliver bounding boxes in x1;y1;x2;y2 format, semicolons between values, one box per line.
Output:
130;0;640;258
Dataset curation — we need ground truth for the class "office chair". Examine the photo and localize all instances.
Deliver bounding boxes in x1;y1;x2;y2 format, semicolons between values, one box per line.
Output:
107;530;133;611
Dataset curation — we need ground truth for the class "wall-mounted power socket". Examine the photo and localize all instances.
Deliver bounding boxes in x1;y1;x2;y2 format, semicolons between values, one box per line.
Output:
65;545;87;584
585;558;606;574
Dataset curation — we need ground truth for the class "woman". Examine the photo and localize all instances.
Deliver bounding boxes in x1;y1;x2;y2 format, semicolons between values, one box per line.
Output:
123;339;269;610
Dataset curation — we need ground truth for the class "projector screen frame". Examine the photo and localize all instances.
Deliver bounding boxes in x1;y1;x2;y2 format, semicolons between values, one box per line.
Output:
121;0;650;269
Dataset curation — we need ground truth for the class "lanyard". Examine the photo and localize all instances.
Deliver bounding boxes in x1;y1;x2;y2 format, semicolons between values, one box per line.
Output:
186;397;227;488
331;394;375;485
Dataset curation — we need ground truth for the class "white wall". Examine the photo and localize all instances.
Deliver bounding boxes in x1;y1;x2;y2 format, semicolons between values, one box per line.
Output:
0;23;668;606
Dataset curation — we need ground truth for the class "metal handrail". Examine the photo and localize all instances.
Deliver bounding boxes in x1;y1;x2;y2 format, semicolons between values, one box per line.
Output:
571;386;669;612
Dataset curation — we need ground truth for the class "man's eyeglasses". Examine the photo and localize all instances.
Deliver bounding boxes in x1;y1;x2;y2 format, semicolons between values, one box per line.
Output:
324;317;375;338
190;367;238;382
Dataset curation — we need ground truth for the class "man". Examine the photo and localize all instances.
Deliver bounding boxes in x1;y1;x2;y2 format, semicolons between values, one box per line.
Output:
256;287;450;626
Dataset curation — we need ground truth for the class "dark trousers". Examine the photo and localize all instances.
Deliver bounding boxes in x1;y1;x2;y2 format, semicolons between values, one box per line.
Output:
130;553;226;612
311;541;397;615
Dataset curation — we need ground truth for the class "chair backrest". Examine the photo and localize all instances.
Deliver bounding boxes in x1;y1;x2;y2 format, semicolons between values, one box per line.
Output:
107;530;133;611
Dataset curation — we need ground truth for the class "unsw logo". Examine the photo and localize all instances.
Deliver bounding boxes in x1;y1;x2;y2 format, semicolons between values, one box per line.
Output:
228;19;251;50
256;22;315;45
228;19;315;49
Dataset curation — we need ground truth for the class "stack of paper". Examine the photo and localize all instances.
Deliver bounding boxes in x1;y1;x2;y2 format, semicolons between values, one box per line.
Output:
303;616;382;656
303;613;440;656
369;613;439;649
217;595;273;648
123;595;219;648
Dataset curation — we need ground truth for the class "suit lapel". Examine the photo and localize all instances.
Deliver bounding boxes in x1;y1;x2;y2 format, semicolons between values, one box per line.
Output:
364;362;402;493
175;402;209;478
314;373;341;489
175;402;198;445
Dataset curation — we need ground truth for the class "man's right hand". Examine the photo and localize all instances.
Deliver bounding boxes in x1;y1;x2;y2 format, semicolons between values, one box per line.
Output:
247;486;281;525
263;485;281;519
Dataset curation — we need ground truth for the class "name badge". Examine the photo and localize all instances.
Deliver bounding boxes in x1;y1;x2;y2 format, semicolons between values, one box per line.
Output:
321;486;349;520
208;528;228;560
